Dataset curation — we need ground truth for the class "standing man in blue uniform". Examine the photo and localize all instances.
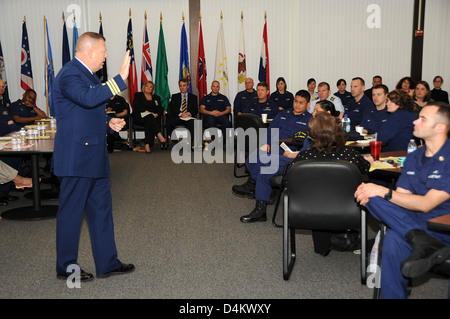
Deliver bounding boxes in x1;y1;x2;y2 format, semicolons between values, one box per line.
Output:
359;84;389;134
233;77;257;117
243;82;278;120
232;90;312;223
355;102;450;298
344;77;375;127
200;80;232;140
9;89;48;126
52;32;134;281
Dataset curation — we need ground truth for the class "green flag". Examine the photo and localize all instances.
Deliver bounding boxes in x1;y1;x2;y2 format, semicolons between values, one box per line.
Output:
155;21;170;111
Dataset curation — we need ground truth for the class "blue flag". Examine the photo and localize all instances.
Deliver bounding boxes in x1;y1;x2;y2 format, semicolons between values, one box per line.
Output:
62;20;70;65
95;21;108;82
179;22;192;93
20;20;33;92
45;20;55;116
0;39;10;103
72;21;79;58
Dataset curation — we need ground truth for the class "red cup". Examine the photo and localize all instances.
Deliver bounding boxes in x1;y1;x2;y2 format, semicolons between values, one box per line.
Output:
370;141;382;161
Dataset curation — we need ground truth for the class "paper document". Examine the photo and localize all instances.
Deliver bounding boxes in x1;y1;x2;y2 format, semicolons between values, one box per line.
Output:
180;116;195;121
141;112;154;118
280;142;298;154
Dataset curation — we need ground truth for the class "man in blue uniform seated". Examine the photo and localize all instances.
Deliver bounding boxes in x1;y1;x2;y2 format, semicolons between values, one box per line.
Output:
200;80;232;141
105;94;129;153
0;79;10;108
232;89;312;223
358;84;389;134
308;81;344;119
233;77;257;117
377;89;418;151
243;81;278;120
364;75;383;103
9;89;48;127
355;102;450;299
344;77;375;127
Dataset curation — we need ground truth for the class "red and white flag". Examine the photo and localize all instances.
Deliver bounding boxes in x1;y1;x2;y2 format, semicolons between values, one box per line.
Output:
258;17;269;92
197;19;207;102
141;14;153;88
238;16;246;92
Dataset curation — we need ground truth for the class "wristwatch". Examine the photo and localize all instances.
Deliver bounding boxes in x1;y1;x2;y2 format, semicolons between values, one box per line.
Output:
384;189;393;201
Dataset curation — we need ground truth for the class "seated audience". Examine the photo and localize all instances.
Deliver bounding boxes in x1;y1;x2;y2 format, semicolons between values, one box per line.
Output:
359;84;389;134
413;80;433;112
233;78;257;116
377;89;417;152
270;77;294;111
132;81;166;154
200;81;232;140
0;102;21;136
9;89;48;126
166;78;198;148
232;90;313;223
355;102;450;299
243;82;278;119
430;76;449;104
344;77;375;127
106;94;129;153
364;75;383;102
396;76;416;97
334;78;352;107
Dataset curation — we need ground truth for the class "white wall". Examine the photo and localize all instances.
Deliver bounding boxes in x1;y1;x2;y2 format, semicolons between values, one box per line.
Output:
0;0;448;115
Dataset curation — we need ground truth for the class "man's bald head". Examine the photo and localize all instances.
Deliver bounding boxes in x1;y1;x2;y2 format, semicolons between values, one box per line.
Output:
75;32;107;72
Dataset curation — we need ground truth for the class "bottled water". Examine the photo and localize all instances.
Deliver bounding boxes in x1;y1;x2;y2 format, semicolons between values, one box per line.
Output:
407;139;417;154
342;115;351;133
20;128;27;144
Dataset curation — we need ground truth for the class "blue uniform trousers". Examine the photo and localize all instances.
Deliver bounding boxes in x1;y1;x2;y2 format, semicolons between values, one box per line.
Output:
246;148;293;202
56;176;122;275
366;197;450;299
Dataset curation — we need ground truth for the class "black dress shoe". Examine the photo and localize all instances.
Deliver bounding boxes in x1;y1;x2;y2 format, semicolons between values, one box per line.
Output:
97;263;135;278
240;200;267;223
57;269;94;282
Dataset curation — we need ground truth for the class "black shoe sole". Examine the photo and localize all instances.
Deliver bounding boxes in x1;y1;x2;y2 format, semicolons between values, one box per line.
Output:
97;265;135;278
240;216;267;223
402;247;450;278
56;274;94;282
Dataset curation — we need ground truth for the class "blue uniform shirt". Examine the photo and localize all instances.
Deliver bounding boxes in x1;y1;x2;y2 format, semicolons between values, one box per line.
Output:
233;89;257;115
270;91;294;110
0;105;21;136
334;90;352;107
9;99;40;127
377;109;417;151
344;95;375;126
266;109;313;144
200;93;231;112
397;139;450;222
359;105;388;134
244;99;278;119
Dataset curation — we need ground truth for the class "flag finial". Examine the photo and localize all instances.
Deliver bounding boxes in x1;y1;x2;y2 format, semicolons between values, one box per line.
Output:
73;10;76;22
145;10;147;21
199;12;202;20
182;12;185;21
220;11;223;20
241;11;243;20
99;12;102;22
62;12;65;22
129;8;131;18
24;16;26;23
264;11;267;21
160;12;163;22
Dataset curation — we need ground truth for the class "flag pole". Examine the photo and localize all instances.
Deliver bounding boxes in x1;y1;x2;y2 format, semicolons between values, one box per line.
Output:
44;16;49;115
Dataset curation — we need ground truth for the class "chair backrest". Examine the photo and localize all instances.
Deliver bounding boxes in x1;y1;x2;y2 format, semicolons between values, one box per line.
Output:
234;114;266;154
286;159;363;230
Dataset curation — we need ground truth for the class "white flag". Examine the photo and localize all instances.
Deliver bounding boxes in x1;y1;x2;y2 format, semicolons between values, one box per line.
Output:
214;19;229;98
238;18;246;92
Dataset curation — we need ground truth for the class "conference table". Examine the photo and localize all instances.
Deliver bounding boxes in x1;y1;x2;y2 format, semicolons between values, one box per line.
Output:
0;129;58;220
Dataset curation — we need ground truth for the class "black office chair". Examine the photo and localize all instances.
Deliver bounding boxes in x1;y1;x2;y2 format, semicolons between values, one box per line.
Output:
128;112;167;150
282;159;368;285
233;114;265;178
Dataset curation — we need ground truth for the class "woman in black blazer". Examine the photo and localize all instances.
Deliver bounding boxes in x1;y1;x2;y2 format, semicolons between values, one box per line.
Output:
132;81;166;153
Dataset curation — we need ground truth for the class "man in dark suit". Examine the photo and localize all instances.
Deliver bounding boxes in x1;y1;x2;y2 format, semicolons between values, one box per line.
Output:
166;78;198;147
52;32;134;282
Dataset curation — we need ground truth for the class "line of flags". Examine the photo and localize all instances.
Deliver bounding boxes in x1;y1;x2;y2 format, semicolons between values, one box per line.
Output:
0;12;270;116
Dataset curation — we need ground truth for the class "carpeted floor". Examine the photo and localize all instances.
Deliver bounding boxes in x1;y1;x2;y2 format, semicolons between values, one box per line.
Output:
0;144;448;299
